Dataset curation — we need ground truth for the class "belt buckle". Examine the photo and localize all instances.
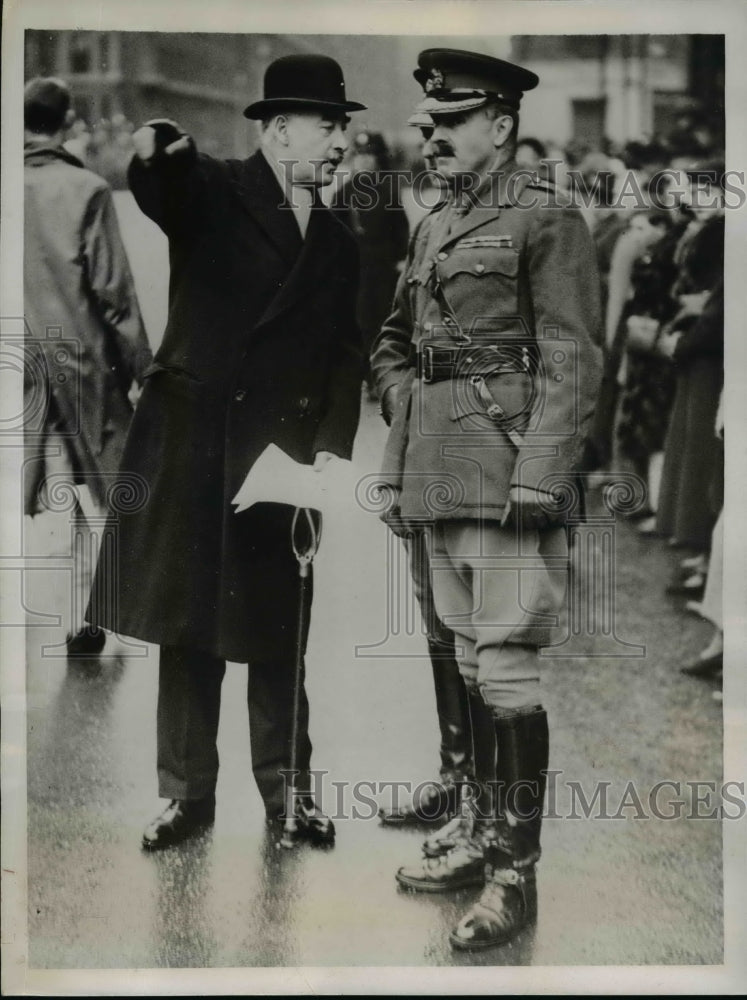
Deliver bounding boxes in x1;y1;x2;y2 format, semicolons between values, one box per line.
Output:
420;344;435;384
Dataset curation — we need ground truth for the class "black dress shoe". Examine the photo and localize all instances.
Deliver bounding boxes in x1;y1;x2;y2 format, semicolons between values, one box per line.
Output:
141;795;215;850
680;651;723;678
66;625;106;657
267;796;335;847
379;779;461;826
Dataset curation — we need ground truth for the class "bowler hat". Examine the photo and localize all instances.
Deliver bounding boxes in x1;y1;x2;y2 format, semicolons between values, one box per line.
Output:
413;48;539;116
244;54;366;119
24;77;71;134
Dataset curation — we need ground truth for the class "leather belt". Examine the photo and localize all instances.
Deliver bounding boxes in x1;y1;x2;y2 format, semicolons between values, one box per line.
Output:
413;343;531;385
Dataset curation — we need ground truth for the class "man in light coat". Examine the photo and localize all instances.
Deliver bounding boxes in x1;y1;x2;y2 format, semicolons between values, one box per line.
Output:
24;77;151;656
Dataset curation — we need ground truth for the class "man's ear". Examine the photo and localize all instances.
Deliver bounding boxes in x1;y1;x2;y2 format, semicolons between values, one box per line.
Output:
492;114;515;150
274;114;290;145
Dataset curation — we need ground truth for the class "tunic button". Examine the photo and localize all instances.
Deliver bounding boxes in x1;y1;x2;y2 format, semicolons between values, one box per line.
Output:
437;252;448;261
475;263;485;274
443;316;452;324
299;396;309;409
424;322;433;332
234;389;246;402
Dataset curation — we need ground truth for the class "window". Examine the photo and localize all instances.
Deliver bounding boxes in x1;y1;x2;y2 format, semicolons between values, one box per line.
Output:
71;36;92;74
572;98;607;148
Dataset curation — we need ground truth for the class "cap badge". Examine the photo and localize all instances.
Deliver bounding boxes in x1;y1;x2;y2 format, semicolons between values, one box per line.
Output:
425;68;445;93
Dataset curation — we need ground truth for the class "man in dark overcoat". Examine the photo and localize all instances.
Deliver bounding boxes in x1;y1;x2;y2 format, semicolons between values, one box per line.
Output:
371;49;602;950
87;55;366;849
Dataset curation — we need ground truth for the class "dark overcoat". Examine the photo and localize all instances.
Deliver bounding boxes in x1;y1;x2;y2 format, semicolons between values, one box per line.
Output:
87;144;363;662
657;216;724;549
371;163;603;523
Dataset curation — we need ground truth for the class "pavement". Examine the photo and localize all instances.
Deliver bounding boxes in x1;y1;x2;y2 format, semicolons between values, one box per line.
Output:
20;191;725;971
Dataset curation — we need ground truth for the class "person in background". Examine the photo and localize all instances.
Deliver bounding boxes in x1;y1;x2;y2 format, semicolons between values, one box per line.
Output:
656;163;724;587
377;109;475;829
344;129;410;395
23;77;151;657
515;136;546;175
62;116;91;162
614;208;683;522
682;372;723;685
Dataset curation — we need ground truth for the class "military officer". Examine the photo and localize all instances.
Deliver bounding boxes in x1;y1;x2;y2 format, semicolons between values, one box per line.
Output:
371;49;602;950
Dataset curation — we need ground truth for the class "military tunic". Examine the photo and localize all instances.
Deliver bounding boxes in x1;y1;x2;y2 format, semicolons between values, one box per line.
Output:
372;161;603;706
372;163;603;523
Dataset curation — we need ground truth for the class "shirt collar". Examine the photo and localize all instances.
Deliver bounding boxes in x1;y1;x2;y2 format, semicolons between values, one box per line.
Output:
260;147;313;207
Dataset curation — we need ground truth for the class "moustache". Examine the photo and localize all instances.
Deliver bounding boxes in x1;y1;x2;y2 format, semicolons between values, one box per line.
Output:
432;144;456;157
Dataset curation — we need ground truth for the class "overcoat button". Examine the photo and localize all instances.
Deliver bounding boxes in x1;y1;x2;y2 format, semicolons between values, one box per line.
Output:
475;263;485;273
234;389;246;402
299;396;309;409
437;252;448;261
424;322;433;332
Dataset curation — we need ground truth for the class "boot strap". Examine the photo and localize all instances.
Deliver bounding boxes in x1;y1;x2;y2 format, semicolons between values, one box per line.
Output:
485;861;536;908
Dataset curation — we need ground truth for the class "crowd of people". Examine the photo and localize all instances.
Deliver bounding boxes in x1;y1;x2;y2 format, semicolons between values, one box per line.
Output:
566;127;725;694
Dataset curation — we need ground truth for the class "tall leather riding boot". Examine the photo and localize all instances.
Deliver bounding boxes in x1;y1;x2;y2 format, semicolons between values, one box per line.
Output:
430;636;473;782
450;707;549;951
420;685;496;855
395;687;498;892
380;633;473;825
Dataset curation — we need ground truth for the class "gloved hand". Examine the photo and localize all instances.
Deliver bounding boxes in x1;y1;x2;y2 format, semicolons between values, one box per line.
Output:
381;503;414;539
501;485;566;531
380;384;399;426
132;119;195;164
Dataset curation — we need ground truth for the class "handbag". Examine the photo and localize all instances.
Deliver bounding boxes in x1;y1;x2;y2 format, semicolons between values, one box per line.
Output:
625;314;662;356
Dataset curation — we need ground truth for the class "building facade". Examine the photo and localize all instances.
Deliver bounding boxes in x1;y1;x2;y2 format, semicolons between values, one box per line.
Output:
25;31;723;157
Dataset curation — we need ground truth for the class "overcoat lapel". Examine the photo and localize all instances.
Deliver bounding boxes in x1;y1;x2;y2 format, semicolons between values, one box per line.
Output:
232;151;339;332
255;203;337;331
233;151;304;266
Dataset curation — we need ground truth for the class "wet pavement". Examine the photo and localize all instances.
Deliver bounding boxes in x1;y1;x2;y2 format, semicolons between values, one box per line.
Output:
21;191;725;971
23;398;725;970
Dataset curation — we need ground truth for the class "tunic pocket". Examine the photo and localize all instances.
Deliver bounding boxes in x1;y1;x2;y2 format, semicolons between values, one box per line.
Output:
436;246;520;315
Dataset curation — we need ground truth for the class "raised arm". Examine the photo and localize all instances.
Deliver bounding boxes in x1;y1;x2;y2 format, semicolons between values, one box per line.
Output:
127;119;209;239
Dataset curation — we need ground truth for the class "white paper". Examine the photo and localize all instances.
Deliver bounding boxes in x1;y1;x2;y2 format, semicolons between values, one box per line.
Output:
231;443;357;514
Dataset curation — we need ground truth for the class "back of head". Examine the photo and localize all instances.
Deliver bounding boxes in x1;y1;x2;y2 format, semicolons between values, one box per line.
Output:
24;77;70;135
352;129;391;170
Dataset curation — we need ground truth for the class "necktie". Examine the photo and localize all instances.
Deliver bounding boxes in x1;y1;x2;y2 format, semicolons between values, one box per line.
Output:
447;193;471;236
